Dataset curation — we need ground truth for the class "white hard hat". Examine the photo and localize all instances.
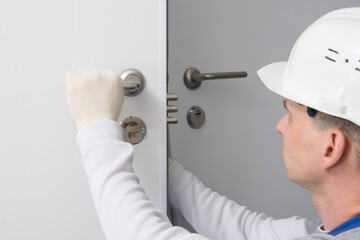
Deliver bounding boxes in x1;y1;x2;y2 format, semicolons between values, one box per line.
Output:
258;8;360;126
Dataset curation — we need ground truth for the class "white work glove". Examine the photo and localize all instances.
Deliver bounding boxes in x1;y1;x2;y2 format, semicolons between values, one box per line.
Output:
66;69;124;129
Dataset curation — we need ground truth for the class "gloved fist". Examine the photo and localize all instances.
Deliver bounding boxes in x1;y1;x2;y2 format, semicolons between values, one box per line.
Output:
66;69;124;129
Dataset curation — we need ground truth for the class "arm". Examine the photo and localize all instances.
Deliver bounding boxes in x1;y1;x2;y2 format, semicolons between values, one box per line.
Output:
67;69;210;240
78;120;209;240
169;159;310;240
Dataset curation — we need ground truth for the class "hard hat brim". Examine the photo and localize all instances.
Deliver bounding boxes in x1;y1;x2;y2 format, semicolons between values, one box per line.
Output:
258;61;317;110
257;61;289;99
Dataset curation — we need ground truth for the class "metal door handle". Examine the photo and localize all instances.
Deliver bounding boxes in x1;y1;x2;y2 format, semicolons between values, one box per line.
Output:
123;80;140;91
120;68;145;96
184;67;247;90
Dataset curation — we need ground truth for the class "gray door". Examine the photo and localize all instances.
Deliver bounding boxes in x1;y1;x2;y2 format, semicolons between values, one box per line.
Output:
168;0;360;230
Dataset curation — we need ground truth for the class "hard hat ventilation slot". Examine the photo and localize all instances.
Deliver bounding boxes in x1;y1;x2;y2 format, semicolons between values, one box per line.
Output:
325;48;338;63
325;56;336;62
328;48;339;54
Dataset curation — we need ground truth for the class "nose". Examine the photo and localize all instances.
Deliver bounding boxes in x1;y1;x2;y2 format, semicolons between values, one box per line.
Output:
276;115;286;134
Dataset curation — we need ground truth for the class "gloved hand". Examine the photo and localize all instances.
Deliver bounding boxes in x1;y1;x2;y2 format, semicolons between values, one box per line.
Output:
66;69;124;129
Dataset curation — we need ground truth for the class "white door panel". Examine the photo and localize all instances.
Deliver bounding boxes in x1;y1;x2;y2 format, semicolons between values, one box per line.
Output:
0;0;166;239
168;0;360;228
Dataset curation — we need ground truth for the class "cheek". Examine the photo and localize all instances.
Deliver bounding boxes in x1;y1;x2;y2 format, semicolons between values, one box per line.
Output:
282;127;306;164
282;130;297;154
283;127;320;169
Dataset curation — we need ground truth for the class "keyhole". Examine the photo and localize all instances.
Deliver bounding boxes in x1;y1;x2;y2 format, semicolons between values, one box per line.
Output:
194;110;202;118
186;106;206;129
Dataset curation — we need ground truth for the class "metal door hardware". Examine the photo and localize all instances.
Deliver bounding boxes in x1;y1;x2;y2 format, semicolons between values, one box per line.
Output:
184;67;247;90
187;106;206;129
167;117;178;124
167;105;178;113
167;93;178;124
167;93;178;101
120;68;145;96
120;116;146;144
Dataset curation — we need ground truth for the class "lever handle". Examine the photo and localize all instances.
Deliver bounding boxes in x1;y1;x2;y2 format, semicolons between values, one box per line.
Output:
123;80;141;91
184;67;247;90
192;71;247;82
120;68;145;96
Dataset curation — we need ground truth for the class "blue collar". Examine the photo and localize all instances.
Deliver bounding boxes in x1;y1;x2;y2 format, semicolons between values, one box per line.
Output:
328;214;360;236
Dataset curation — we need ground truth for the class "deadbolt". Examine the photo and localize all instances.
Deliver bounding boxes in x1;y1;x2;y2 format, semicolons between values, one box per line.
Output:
187;106;206;129
120;116;146;144
167;93;178;124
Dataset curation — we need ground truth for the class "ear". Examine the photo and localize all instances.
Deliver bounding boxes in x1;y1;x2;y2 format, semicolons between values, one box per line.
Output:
322;129;346;170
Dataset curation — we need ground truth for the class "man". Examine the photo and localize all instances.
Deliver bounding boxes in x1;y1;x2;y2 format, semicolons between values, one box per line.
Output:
67;7;360;240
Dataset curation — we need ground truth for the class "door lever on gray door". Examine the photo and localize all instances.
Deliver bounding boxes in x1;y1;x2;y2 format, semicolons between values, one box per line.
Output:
184;67;247;90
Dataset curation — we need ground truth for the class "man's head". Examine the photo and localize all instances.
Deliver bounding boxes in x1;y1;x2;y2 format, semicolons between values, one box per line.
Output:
277;99;360;190
258;8;360;190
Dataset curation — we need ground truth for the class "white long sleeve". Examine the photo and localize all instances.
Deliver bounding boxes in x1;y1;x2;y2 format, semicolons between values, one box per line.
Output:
169;160;310;240
77;120;311;240
77;120;209;240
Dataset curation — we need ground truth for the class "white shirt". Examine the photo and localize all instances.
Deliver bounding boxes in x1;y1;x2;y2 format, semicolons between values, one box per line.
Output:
77;120;310;240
